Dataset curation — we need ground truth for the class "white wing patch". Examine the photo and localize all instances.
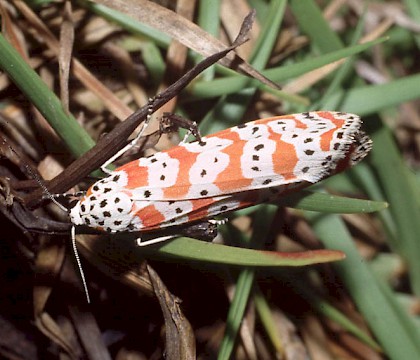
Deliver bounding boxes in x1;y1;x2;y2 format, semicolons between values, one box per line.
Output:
139;152;180;188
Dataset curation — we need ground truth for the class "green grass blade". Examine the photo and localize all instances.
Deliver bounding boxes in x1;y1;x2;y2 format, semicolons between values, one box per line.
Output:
365;116;420;296
290;0;343;52
253;287;285;355
217;266;255;360
217;205;276;360
404;0;420;48
324;74;420;115
309;213;420;359
141;236;344;266
291;280;382;351
196;0;221;80
278;190;387;213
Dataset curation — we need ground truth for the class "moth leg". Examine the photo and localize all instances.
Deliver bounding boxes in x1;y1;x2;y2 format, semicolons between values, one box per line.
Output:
136;235;176;247
135;219;222;246
46;190;85;199
160;113;204;145
100;96;158;174
208;218;228;226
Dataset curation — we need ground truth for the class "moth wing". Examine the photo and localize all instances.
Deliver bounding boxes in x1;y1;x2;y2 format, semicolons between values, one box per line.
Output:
119;112;370;202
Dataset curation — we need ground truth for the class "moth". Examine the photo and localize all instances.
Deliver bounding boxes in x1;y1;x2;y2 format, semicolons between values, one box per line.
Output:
69;111;372;244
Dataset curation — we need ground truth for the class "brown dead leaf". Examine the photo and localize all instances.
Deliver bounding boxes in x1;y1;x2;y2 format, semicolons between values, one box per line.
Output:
94;0;280;90
34;312;77;358
147;264;196;360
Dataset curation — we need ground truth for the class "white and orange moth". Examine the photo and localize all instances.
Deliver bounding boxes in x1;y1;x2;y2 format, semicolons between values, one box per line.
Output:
69;111;372;241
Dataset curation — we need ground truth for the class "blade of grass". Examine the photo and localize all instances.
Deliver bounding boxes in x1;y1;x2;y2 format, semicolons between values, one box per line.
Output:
218;265;255;360
282;277;382;351
404;0;420;48
290;0;343;52
253;286;285;356
196;0;221;80
365;116;420;296
140;42;165;86
308;212;420;359
323;73;420;115
218;205;277;360
233;189;386;219
140;235;344;267
313;5;367;109
349;163;397;248
278;190;387;214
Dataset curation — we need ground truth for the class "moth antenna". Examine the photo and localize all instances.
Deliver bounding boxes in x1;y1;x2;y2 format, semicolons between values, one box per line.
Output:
26;168;68;212
71;225;91;303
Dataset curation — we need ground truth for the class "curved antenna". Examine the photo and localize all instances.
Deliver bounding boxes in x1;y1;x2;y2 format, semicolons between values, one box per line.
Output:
71;225;91;303
25;167;68;212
